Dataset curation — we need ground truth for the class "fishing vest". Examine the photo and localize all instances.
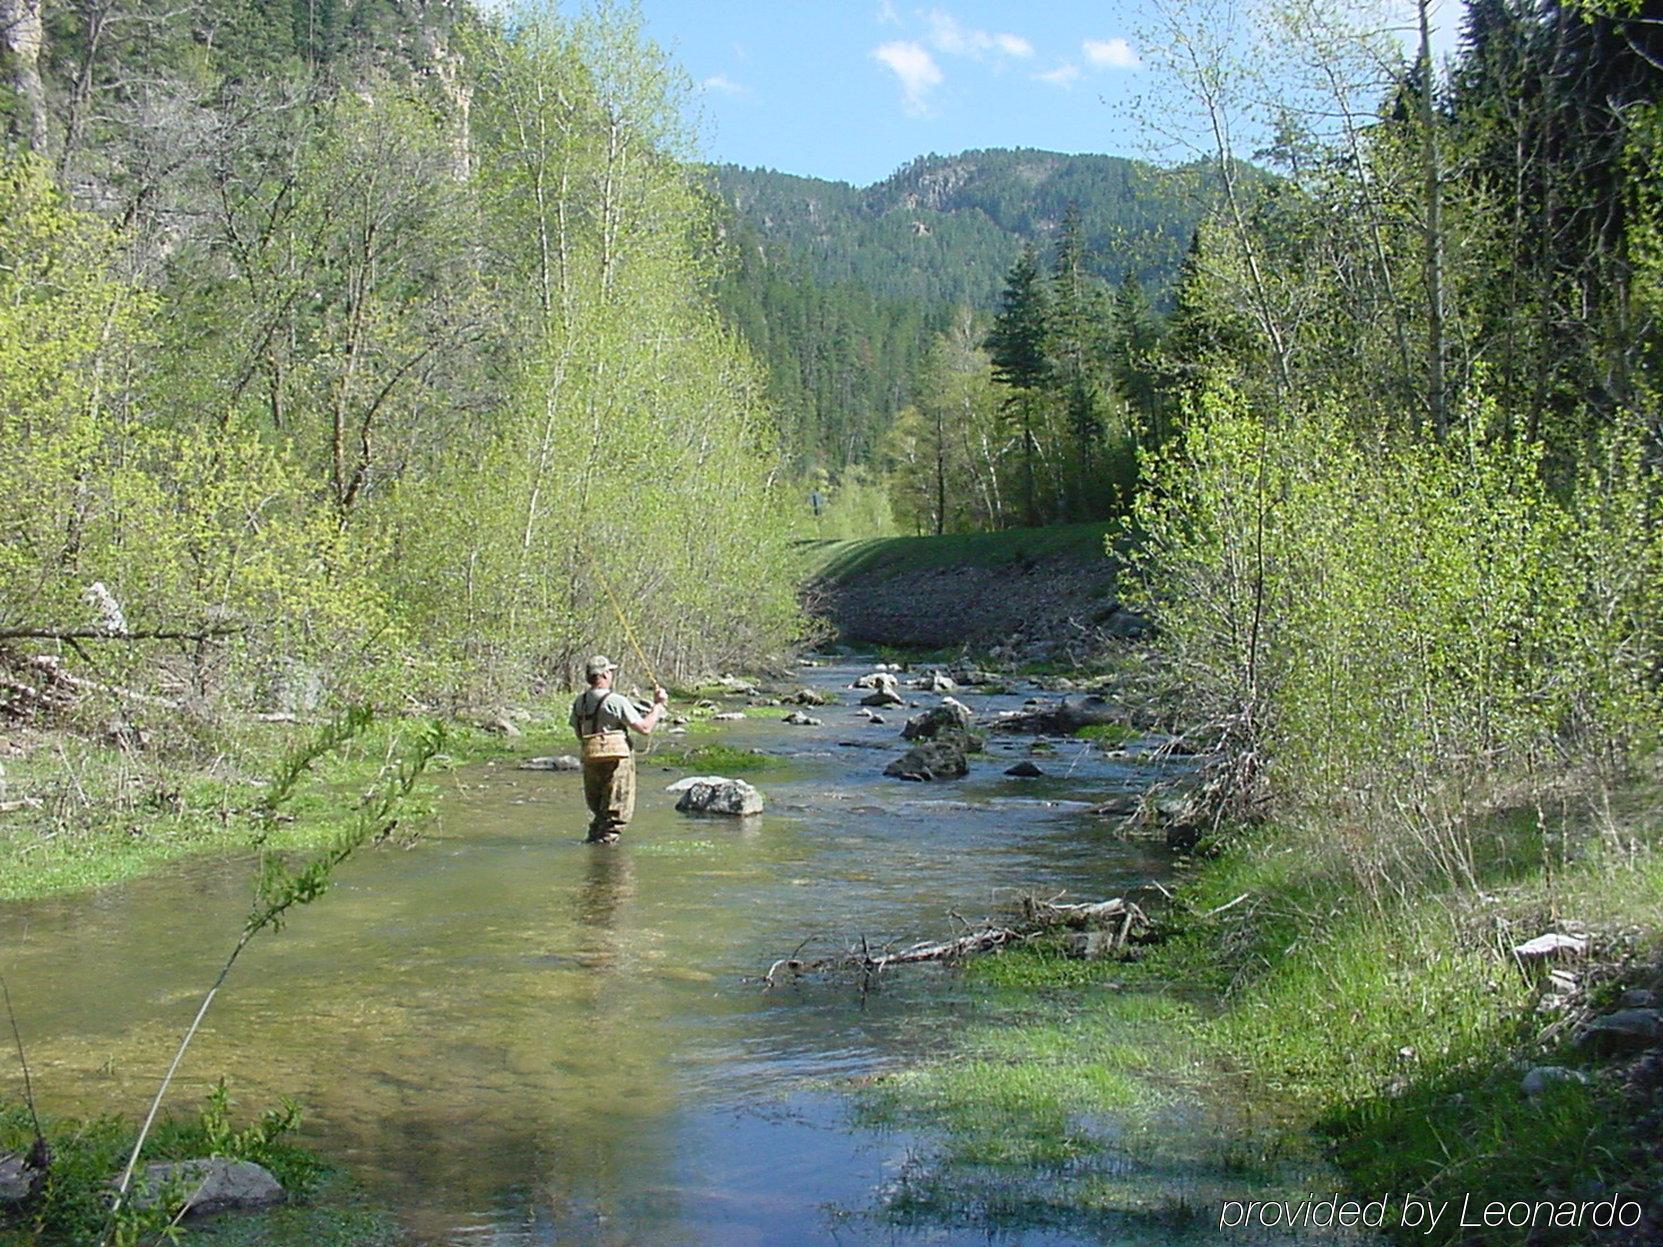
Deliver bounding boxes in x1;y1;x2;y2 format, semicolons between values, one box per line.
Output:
577;688;632;761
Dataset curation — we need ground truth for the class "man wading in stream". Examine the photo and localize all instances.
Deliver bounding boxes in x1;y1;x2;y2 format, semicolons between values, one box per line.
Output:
570;655;669;843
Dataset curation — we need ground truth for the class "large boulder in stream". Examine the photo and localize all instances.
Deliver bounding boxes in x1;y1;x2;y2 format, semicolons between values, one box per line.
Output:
901;698;982;751
860;689;905;708
885;738;970;782
674;777;764;816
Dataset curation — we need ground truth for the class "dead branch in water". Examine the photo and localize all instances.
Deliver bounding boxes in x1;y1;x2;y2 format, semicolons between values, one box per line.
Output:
760;894;1148;987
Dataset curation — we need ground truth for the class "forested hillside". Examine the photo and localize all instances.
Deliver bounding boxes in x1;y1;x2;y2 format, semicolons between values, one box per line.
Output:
705;150;1214;479
714;150;1211;309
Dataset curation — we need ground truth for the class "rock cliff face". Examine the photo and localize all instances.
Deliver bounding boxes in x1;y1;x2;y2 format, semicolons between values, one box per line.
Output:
0;0;46;150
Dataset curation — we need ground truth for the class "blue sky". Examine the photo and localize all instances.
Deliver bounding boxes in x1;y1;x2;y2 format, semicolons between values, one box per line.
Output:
634;1;1467;187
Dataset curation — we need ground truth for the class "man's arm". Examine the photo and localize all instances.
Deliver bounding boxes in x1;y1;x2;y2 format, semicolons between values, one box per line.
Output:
616;688;670;735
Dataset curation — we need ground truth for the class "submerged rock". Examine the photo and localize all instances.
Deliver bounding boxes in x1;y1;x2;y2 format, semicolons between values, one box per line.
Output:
884;739;969;782
1005;761;1044;777
518;755;581;771
133;1159;285;1215
674;778;764;816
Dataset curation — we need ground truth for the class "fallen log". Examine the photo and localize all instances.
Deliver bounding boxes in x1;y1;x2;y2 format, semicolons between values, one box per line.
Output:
761;894;1149;986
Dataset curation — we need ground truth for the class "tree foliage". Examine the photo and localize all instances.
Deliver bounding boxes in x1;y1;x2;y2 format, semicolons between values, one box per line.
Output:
0;0;801;731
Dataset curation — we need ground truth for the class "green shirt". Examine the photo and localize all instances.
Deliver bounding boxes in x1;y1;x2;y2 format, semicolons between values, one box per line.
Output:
570;688;646;737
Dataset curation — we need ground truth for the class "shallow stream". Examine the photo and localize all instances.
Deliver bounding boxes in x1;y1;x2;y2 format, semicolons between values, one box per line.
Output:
1;660;1337;1244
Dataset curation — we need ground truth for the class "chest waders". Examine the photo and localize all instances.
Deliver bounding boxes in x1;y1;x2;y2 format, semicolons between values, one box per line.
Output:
578;688;632;762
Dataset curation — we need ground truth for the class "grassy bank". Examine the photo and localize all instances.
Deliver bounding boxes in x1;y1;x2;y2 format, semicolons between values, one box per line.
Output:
857;785;1663;1241
799;521;1114;582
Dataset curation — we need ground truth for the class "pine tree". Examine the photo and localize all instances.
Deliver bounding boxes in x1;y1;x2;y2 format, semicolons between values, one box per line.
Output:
987;243;1051;524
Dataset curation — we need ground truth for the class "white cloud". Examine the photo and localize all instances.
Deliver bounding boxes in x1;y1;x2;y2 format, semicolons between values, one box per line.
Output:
872;40;944;115
701;74;747;96
926;9;1032;60
1082;37;1140;69
1037;63;1082;88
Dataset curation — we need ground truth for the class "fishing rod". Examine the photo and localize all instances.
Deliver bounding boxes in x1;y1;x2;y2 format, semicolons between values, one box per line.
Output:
578;542;669;755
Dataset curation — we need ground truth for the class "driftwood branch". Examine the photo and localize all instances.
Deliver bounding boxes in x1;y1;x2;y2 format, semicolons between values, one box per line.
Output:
762;895;1148;986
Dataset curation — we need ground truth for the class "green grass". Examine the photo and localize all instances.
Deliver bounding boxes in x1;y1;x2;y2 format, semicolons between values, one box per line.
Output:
857;787;1663;1243
649;743;781;773
799;521;1114;583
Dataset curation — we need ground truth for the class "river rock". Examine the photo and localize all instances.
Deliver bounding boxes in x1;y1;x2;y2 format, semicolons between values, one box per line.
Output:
1619;989;1658;1009
711;711;746;721
665;775;731;792
675;778;764;816
478;713;521;737
1105;608;1153;640
860;689;905;708
782;711;822;726
518;755;581;771
715;675;759;695
1005;761;1044;777
901;698;978;746
1522;1066;1589;1097
1062;931;1117;960
0;1153;33;1205
1512;933;1589;962
911;670;957;693
852;671;900;693
884;739;969;782
994;695;1144;736
133;1159;285;1215
950;668;1003;686
1578;1008;1663;1054
787;687;830;706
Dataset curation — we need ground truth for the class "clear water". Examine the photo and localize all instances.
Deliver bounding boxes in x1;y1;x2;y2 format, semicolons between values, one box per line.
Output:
0;662;1322;1245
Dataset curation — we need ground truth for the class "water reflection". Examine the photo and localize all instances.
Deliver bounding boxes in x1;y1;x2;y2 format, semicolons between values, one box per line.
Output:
574;848;635;972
